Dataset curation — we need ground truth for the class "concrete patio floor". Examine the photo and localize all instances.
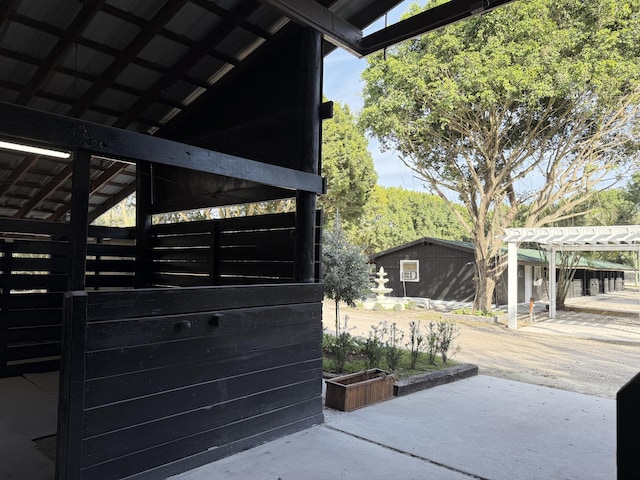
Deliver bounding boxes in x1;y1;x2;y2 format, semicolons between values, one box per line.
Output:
172;375;616;480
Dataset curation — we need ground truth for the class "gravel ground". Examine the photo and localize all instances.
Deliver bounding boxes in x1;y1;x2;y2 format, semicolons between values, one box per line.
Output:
322;300;640;398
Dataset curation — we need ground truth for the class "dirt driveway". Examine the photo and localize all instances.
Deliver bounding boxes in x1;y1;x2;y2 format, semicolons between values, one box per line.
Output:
322;301;640;398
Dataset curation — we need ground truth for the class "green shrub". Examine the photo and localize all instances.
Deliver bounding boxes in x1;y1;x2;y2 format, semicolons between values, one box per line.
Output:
407;320;424;369
392;303;403;312
437;320;460;363
372;302;384;311
382;321;404;372
405;300;417;310
363;323;384;369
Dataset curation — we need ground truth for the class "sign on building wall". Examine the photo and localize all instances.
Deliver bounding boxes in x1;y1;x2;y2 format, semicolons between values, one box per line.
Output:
400;260;419;282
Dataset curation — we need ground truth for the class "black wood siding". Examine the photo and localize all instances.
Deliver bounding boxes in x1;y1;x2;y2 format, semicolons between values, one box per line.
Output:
56;283;324;480
0;221;136;376
374;241;476;302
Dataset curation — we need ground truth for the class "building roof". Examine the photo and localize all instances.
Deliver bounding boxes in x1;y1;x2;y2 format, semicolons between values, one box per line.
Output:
372;237;634;272
0;0;514;222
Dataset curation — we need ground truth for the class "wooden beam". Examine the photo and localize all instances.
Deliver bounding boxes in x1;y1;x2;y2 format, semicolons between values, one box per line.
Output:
135;161;152;288
0;101;323;194
67;150;91;291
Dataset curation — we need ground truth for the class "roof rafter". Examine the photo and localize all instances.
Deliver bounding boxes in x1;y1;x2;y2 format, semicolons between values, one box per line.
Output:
66;0;189;118
15;0;106;106
113;0;262;130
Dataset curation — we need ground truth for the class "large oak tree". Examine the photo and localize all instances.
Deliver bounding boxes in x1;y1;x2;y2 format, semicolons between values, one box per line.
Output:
361;0;640;310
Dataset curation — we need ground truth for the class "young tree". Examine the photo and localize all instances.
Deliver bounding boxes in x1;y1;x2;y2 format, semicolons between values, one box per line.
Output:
322;217;371;335
361;0;640;310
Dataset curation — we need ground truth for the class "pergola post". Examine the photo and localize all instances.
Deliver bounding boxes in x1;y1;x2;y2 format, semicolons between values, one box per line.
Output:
508;241;518;329
549;246;556;319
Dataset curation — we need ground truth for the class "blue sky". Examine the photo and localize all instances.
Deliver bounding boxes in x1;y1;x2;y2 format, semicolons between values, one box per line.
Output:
322;1;428;192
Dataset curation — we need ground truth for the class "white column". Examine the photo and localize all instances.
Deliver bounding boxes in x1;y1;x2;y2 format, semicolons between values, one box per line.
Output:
549;247;556;319
508;241;518;329
524;265;532;303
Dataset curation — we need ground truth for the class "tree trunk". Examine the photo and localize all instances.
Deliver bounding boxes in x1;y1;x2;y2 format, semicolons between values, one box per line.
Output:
473;264;497;312
335;300;341;336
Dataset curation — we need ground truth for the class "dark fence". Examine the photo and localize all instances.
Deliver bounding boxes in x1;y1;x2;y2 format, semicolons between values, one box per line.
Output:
149;211;322;287
0;220;135;376
1;212;321;377
57;284;324;480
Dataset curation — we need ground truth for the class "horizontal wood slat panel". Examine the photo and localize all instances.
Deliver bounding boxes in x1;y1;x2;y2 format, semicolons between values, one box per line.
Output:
86;259;135;272
86;284;324;321
7;309;61;327
86;303;319;351
218;212;296;231
82;380;319;467
150;234;213;248
84;339;321;407
218;245;293;261
85;322;322;378
4;292;64;309
9;257;68;272
83;361;321;437
219;229;293;247
8;239;68;255
7;326;61;343
151;249;210;262
150;274;213;288
218;261;293;278
216;276;292;285
85;275;135;289
80;398;322;479
6;342;60;361
151;261;212;274
86;244;135;257
8;273;67;290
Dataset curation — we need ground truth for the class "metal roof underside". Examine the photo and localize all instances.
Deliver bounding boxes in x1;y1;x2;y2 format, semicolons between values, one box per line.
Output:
504;226;640;252
0;0;513;223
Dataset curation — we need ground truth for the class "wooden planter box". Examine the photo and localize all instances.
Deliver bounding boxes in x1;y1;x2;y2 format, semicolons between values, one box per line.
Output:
325;368;395;412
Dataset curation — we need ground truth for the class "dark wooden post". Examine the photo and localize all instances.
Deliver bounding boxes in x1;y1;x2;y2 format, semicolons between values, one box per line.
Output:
135;160;152;287
67;149;91;291
57;148;91;479
0;239;12;377
618;371;640;479
294;28;322;283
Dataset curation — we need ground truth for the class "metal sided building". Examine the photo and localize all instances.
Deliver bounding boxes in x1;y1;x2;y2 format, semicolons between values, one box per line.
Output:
0;1;515;478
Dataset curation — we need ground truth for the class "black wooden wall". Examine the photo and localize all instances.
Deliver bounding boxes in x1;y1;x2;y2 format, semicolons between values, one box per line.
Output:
374;241;476;302
0;212;321;377
56;283;324;480
0;220;135;376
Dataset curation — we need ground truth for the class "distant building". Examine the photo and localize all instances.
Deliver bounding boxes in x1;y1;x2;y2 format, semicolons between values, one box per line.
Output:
371;237;631;304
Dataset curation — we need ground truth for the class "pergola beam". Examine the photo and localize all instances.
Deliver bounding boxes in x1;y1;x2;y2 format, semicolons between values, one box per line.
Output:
503;225;640;328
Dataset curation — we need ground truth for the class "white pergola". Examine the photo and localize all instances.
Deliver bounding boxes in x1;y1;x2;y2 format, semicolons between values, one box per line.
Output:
503;225;640;329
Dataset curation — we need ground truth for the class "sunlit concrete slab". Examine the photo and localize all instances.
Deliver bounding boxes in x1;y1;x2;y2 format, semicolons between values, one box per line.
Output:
173;376;615;480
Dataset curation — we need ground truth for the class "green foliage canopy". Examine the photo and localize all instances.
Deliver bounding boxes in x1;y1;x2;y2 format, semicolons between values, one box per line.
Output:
346;185;469;254
321;101;377;225
360;0;640;309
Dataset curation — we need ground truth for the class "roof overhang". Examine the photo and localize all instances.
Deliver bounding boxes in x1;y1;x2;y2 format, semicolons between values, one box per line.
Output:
262;0;516;57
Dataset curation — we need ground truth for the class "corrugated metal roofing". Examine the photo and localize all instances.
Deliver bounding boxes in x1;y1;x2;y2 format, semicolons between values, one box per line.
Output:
0;0;511;222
